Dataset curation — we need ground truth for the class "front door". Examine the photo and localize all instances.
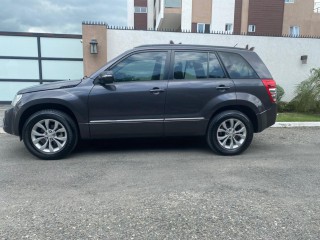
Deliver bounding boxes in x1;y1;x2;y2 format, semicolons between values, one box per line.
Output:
89;51;169;138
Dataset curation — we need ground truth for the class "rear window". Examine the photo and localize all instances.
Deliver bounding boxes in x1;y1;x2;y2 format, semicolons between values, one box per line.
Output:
218;52;259;79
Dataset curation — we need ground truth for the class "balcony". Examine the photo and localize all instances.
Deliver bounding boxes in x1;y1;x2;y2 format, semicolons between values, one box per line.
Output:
155;0;182;31
315;1;320;13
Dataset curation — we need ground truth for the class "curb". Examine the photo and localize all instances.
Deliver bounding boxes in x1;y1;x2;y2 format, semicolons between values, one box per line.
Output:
271;122;320;128
0;123;320;135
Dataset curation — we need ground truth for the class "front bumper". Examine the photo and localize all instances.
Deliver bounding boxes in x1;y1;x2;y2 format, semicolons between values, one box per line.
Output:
3;107;18;136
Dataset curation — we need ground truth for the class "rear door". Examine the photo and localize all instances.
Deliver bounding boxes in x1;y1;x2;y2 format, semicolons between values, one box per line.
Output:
164;50;236;136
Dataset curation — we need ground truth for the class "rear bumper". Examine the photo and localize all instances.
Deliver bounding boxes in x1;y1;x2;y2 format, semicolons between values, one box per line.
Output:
256;104;277;133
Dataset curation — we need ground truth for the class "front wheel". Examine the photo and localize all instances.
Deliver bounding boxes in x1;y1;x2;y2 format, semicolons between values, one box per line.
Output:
207;110;254;155
22;110;78;160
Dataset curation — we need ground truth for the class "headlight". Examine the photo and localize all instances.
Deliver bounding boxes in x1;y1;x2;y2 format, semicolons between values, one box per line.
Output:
11;94;22;107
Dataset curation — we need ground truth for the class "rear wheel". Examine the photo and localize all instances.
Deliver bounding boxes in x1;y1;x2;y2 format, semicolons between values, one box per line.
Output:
22;110;78;160
207;110;254;155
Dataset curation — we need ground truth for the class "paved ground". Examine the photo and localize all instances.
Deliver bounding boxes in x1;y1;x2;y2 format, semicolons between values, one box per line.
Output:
0;128;320;239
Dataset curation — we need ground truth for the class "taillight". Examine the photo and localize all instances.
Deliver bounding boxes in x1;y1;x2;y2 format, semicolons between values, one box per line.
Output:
262;79;277;103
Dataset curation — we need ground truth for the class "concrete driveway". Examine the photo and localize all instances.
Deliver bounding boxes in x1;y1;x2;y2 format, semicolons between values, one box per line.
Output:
0;128;319;239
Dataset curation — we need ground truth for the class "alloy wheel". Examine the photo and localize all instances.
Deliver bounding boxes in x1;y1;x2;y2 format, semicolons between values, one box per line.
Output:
216;118;247;150
31;119;68;153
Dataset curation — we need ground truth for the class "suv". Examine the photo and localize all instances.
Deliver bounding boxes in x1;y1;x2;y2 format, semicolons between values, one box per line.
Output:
3;44;277;160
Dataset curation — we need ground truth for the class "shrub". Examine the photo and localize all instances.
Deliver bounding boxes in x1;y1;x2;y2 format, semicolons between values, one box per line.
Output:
278;101;296;112
277;101;286;112
292;68;320;113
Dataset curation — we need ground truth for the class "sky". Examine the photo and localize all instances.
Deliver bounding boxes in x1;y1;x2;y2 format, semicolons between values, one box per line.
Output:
0;0;127;34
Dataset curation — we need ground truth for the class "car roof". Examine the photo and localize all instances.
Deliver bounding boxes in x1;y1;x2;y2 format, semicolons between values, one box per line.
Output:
134;44;247;52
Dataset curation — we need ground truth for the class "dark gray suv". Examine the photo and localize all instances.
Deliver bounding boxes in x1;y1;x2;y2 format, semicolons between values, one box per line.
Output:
3;44;277;160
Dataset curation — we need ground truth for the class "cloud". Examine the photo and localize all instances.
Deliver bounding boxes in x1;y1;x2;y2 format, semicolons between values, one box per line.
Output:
0;0;127;34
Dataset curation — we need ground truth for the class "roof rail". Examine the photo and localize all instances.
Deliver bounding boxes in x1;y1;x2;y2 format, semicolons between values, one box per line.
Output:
135;44;245;50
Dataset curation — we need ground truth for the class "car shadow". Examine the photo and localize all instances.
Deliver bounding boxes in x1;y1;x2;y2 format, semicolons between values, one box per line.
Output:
73;136;210;154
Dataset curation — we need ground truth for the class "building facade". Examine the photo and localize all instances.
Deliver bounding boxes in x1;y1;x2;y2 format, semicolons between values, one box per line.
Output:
127;0;235;33
128;0;320;36
282;0;320;36
234;0;285;35
127;0;154;30
234;0;320;36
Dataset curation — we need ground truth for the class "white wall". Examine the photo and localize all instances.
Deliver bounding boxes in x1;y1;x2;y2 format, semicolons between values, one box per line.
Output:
181;0;192;31
107;29;320;101
211;0;235;33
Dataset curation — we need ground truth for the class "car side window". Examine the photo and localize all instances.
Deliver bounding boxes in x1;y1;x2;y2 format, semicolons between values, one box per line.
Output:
173;52;208;80
218;52;259;79
209;53;226;78
111;52;167;82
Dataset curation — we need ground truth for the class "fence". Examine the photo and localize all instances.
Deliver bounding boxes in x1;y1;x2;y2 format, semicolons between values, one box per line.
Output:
0;32;83;102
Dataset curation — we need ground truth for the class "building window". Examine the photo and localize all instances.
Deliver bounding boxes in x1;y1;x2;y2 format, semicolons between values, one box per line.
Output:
290;26;300;37
134;7;147;13
285;0;295;3
248;25;256;33
225;23;233;32
165;0;181;8
197;23;205;33
197;23;210;33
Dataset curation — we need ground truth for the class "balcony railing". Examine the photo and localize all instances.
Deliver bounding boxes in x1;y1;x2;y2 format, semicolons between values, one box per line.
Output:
165;0;181;8
315;1;320;13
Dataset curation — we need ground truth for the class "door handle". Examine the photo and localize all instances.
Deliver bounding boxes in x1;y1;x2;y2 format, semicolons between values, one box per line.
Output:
216;85;231;91
149;88;165;94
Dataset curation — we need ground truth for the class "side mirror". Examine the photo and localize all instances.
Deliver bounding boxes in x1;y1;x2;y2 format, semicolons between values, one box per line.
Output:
99;71;114;84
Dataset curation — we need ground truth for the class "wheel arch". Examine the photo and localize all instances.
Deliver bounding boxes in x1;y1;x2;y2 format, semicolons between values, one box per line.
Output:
208;105;259;133
19;103;79;139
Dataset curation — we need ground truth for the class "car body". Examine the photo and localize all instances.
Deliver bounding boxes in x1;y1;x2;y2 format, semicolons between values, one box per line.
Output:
3;44;277;159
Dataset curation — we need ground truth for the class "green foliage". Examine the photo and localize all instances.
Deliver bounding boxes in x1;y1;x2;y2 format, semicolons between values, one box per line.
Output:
277;101;287;113
277;101;295;113
276;85;285;102
292;68;320;113
277;113;320;122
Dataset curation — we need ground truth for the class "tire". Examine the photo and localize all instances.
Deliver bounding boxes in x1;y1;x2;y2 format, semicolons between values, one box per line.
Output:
207;110;254;156
22;109;78;160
